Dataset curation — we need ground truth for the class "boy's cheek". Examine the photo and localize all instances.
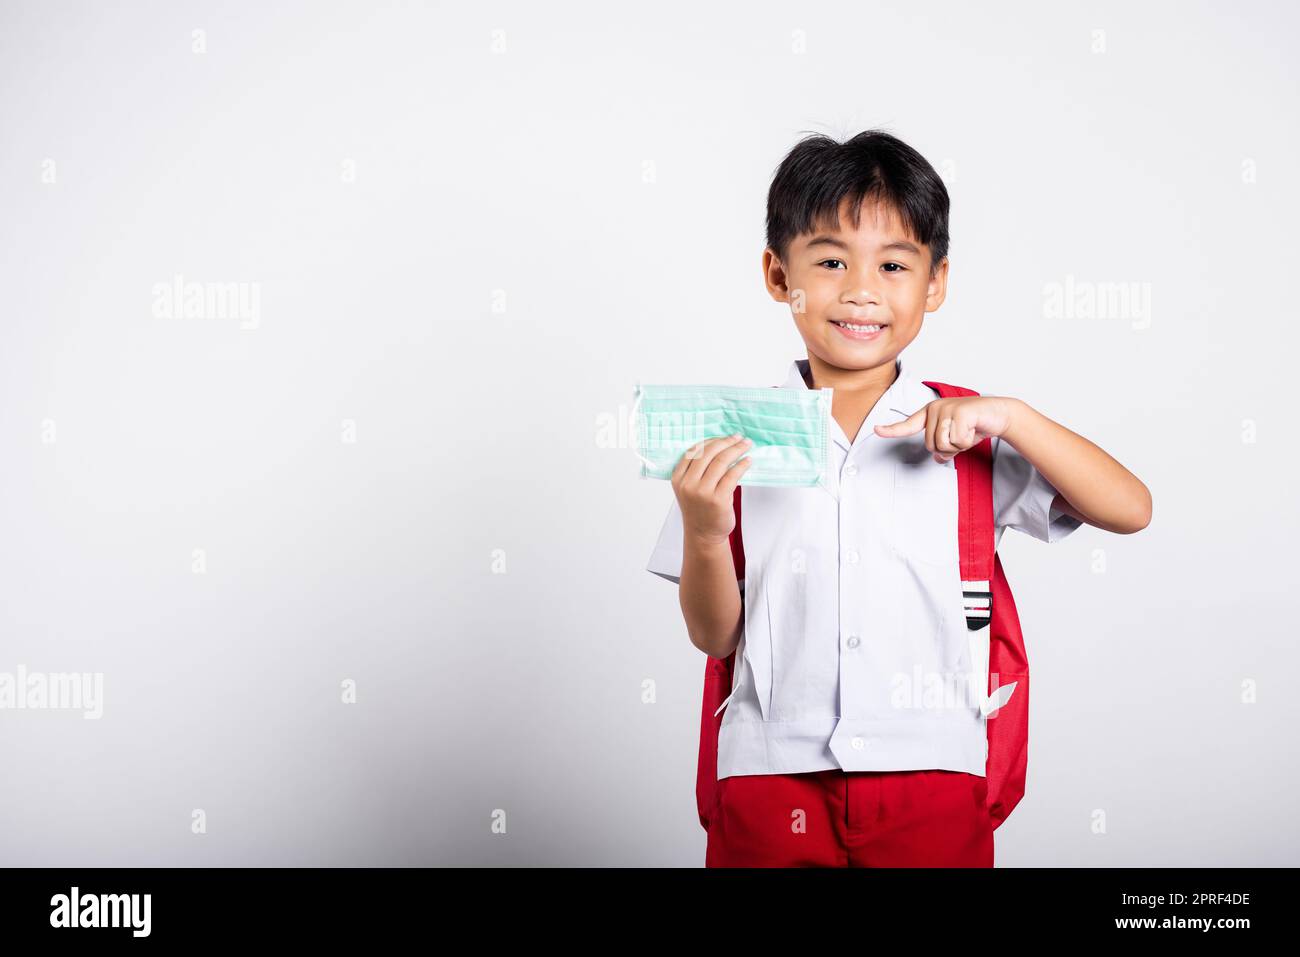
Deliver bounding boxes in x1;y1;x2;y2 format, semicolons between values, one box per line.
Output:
788;282;832;316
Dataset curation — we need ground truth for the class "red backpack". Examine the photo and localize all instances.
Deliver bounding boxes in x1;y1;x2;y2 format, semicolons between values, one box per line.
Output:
696;380;1030;832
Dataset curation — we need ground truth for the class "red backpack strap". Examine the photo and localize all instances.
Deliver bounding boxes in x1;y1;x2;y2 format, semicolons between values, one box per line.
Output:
923;380;1032;829
919;380;995;627
696;484;743;830
728;484;745;579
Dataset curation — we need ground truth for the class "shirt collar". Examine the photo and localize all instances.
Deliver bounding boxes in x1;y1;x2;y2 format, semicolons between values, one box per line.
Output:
779;355;925;452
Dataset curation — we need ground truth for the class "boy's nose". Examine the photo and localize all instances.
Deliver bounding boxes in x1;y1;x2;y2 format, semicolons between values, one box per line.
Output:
841;286;882;306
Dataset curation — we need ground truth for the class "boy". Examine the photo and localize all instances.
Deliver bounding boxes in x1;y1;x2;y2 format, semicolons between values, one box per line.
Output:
645;130;1151;867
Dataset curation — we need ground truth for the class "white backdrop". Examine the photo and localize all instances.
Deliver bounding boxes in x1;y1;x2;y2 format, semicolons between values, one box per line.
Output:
0;0;1295;865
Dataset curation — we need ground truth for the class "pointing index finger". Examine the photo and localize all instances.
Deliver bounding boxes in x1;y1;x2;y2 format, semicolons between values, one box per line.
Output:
874;407;925;438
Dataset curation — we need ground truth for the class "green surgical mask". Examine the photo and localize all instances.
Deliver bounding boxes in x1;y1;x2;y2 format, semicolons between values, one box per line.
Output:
632;382;834;488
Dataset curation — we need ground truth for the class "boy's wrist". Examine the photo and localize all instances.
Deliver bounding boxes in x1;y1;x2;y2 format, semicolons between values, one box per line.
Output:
685;531;732;552
999;397;1033;447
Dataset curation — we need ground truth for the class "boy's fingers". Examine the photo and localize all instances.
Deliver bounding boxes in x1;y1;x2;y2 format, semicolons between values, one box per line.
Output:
673;436;717;478
701;436;753;492
681;434;747;487
715;454;753;499
875;407;925;438
933;415;979;462
935;417;957;454
941;415;978;457
672;437;716;490
670;438;707;488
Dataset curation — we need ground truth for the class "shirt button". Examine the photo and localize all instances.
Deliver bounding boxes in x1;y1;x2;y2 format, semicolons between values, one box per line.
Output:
846;635;860;648
851;736;866;750
846;549;859;564
844;463;858;477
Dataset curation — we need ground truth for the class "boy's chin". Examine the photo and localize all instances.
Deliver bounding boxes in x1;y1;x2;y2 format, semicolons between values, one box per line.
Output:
822;328;892;359
808;342;898;374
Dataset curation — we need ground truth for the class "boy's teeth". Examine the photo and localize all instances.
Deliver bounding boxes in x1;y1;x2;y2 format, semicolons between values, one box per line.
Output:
834;321;882;331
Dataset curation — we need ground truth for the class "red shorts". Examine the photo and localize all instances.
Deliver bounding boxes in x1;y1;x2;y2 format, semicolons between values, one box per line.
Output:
705;768;995;867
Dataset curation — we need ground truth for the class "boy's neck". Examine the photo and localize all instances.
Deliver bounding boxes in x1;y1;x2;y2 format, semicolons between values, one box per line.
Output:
804;353;900;399
805;354;902;446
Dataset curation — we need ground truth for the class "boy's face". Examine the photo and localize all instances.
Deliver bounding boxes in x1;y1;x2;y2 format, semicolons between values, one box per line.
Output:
763;196;948;374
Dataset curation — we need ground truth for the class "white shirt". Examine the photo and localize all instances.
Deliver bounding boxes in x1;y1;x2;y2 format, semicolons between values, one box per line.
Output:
645;355;1083;779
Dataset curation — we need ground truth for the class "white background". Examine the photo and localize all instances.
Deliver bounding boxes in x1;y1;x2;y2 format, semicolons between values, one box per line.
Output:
0;0;1295;865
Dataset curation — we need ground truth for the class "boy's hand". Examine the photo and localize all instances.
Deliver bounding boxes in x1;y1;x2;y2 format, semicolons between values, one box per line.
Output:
670;434;753;545
874;396;1018;463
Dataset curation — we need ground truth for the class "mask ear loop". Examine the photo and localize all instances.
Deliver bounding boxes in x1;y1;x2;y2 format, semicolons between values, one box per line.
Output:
630;383;654;471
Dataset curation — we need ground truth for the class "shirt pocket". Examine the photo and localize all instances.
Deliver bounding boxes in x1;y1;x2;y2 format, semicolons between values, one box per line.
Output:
891;457;959;566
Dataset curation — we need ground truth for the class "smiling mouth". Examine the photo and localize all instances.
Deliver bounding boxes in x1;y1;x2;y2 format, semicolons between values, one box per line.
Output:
830;320;887;332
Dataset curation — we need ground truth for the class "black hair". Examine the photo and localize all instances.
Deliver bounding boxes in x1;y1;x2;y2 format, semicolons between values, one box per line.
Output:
765;129;950;274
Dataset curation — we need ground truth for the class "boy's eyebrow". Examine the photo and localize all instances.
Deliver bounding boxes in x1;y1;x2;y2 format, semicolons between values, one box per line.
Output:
881;239;922;254
804;235;922;255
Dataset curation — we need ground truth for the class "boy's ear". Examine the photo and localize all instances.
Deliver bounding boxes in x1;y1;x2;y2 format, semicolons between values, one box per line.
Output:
924;257;949;312
761;247;791;302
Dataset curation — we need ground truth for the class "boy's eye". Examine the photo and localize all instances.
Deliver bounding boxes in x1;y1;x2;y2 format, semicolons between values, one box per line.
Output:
819;259;907;272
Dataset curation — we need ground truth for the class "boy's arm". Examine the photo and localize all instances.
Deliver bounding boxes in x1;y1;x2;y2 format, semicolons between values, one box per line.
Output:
646;434;752;658
1001;398;1151;535
679;535;744;660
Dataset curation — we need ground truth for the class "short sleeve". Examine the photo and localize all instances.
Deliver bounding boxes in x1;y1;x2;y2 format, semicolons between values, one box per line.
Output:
991;435;1083;544
646;497;686;584
645;495;745;591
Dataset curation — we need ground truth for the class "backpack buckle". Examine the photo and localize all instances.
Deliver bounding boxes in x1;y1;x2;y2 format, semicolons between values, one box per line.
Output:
962;579;991;630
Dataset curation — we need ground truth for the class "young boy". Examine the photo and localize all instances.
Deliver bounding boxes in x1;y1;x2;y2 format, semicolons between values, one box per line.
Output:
645;130;1152;867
